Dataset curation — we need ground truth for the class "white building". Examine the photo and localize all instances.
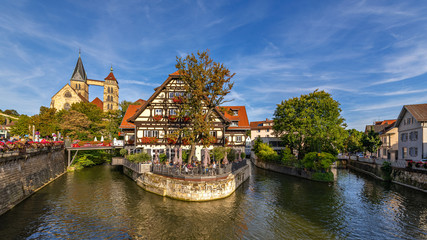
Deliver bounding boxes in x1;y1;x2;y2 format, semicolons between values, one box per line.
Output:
395;104;427;161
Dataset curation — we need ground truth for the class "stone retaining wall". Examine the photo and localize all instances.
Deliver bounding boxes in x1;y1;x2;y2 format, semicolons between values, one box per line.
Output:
348;160;427;193
122;163;250;201
0;149;67;215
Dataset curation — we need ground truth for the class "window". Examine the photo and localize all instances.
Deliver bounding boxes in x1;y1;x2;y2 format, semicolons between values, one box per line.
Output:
410;131;418;141
402;147;407;158
155;109;162;115
107;95;110;101
111;96;113;102
236;136;242;142
169;109;177;115
407;117;411;125
409;147;418;157
231;121;238;127
169;92;174;98
64;103;70;110
176;79;184;84
383;149;387;156
267;129;270;132
210;131;217;137
232;110;238;116
258;123;263;127
258;130;260;132
143;130;159;137
401;133;408;142
64;91;72;98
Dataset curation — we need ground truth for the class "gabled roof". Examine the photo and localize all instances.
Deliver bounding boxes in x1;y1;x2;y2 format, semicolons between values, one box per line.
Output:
135;99;147;104
250;119;274;130
127;71;229;124
396;103;427;127
221;106;250;130
104;72;117;81
91;97;103;110
51;83;83;100
120;104;142;129
71;56;87;82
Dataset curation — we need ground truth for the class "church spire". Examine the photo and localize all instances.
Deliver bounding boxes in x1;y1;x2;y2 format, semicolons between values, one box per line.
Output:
71;51;87;82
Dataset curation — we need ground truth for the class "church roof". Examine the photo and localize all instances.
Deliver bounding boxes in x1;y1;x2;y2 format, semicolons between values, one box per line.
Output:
91;97;103;110
104;66;117;81
71;55;87;82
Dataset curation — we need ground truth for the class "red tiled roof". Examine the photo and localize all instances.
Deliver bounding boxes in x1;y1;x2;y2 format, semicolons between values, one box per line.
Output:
91;97;103;110
375;119;396;125
250;119;274;130
169;70;181;76
104;72;117;81
135;99;147;104
120;105;142;129
221;106;250;130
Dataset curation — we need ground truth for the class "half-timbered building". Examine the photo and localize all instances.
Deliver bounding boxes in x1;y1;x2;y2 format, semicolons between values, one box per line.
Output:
126;71;232;160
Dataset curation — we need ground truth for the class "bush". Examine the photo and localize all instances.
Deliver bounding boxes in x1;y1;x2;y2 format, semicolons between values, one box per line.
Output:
228;148;237;162
72;150;111;169
159;153;167;163
119;148;128;156
212;147;227;161
127;152;151;163
241;152;246;159
302;152;335;171
182;150;189;163
280;147;298;167
256;142;279;162
253;137;263;154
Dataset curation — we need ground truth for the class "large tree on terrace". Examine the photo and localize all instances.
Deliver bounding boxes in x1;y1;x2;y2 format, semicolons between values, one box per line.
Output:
175;50;235;162
273;90;347;159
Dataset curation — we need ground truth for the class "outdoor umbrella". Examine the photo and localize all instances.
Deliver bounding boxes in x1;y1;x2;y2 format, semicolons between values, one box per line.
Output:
173;147;178;165
223;151;228;165
94;137;97;141
101;136;104;142
178;147;182;165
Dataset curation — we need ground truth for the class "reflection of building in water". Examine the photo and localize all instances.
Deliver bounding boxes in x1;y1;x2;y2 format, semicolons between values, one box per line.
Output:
50;53;119;112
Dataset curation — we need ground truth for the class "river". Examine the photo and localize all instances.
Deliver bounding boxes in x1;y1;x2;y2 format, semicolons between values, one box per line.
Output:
0;164;426;239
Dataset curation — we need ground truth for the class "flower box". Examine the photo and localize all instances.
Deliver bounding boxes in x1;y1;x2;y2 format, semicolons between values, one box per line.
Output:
167;138;177;144
153;115;163;121
183;117;191;122
141;137;158;144
172;96;183;103
169;115;177;121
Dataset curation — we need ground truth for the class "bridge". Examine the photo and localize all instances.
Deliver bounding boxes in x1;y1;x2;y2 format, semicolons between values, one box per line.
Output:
65;142;125;167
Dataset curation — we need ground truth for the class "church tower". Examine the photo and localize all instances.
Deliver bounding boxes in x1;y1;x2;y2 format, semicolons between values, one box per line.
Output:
69;52;89;100
103;66;119;111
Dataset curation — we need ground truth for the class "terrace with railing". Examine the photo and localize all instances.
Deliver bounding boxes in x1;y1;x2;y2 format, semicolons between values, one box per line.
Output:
0;140;64;158
338;155;426;171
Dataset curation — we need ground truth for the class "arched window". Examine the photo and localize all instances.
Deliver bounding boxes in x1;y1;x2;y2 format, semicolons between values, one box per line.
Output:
107;95;110;101
64;91;72;98
111;96;113;102
64;103;71;110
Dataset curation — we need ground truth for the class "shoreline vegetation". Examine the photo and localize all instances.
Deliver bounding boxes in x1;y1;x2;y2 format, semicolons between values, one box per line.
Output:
252;138;334;182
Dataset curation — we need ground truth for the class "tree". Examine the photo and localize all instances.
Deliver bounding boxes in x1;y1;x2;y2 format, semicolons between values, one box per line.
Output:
175;50;235;162
60;110;92;140
344;129;364;154
119;100;142;118
101;110;122;139
362;129;382;155
10;115;32;137
273;90;346;159
70;102;103;137
3;109;19;116
32;106;59;137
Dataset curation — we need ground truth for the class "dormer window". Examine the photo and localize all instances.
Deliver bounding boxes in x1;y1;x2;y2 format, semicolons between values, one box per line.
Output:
232;110;238;116
231;121;238;127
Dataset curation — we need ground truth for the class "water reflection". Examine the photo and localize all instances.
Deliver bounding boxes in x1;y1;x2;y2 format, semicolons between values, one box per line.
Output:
0;164;425;239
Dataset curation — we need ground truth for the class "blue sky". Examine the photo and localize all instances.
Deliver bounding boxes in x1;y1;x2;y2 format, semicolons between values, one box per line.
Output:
1;0;427;130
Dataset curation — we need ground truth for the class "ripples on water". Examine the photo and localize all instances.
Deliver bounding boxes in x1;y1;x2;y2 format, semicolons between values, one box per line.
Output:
0;164;426;239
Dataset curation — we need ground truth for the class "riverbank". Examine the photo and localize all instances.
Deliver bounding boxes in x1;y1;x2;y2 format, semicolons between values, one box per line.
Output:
347;159;427;193
250;154;333;182
0;148;67;215
114;157;251;201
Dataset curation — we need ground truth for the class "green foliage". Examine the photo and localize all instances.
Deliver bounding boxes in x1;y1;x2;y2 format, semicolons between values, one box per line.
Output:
212;147;227;161
301;152;335;171
32;106;59;137
227;148;237;162
182;150;189;163
273;90;347;159
175;50;235;161
73;150;111;169
255;142;280;162
362;129;382;154
127;152;151;163
381;161;392;181
119;148;128;156
344;129;364;154
10;115;32;136
312;172;334;182
252;137;263;154
3;109;19;116
280;147;298;167
60;110;92;140
159;153;167;163
102;110;121;139
241;152;246;159
119;100;142;119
